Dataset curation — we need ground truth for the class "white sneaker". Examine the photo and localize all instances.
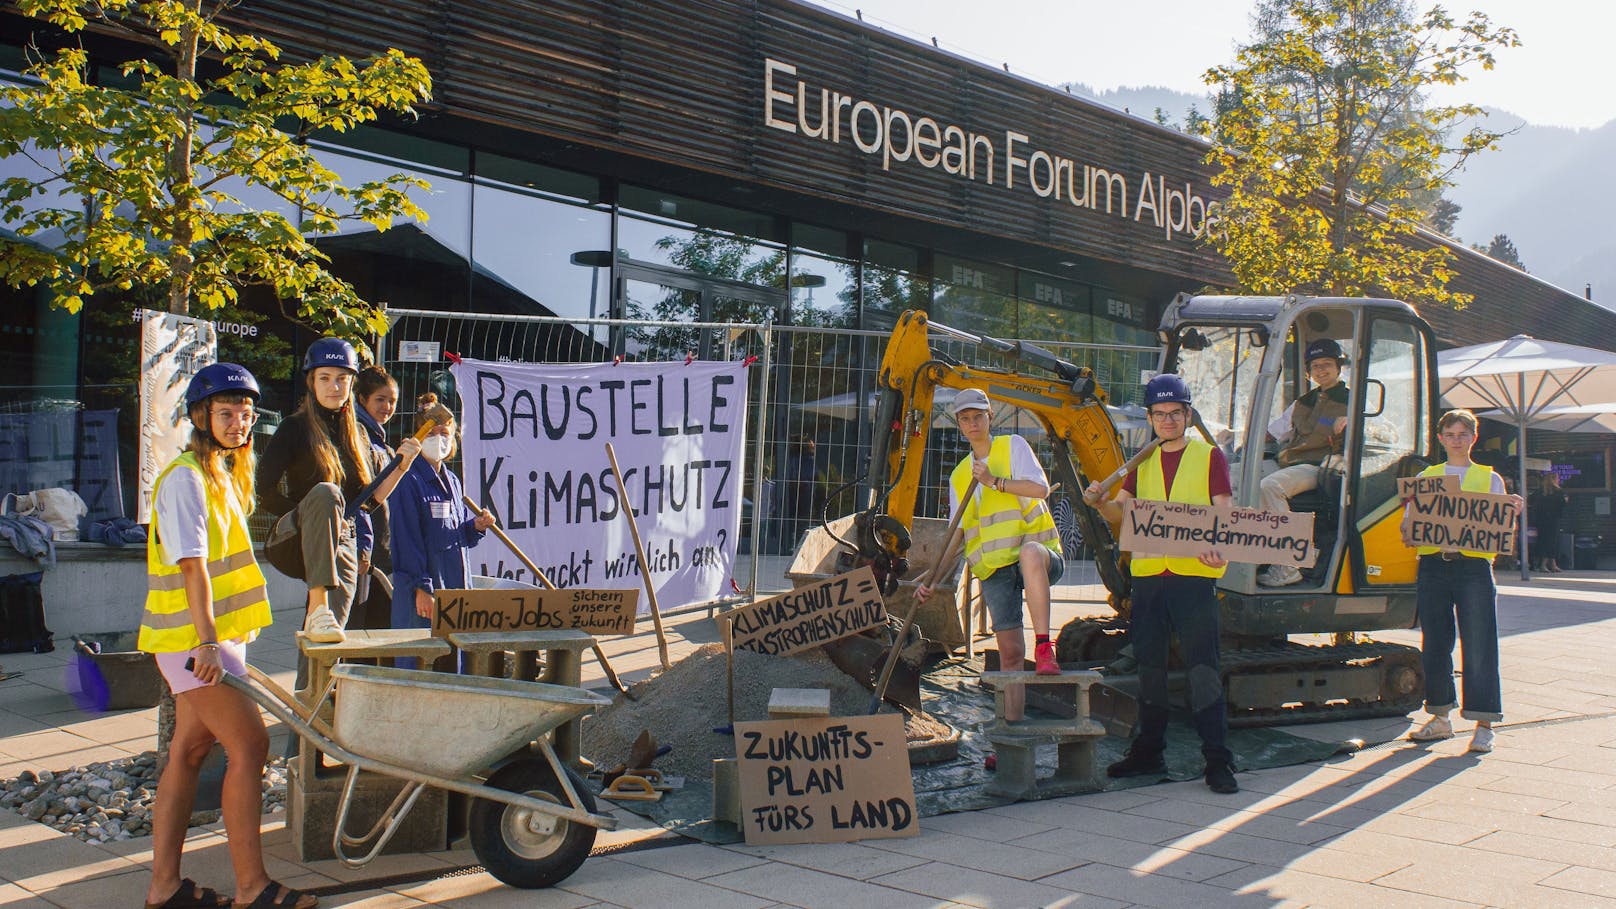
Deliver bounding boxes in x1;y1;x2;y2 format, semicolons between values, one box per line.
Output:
1410;715;1454;741
304;605;346;643
1258;565;1303;587
1468;725;1495;753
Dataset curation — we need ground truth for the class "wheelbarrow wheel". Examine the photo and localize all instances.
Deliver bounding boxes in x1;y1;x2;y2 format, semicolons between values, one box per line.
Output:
470;758;597;888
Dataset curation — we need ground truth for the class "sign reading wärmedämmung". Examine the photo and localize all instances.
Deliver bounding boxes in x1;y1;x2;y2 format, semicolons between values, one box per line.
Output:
452;359;747;611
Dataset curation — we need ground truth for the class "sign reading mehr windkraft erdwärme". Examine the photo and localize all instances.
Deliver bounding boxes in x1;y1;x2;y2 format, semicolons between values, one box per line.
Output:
1399;474;1520;556
1121;501;1317;567
735;713;916;845
725;566;886;658
431;588;639;637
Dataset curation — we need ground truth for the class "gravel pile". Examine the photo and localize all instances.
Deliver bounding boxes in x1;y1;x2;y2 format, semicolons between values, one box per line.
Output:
0;752;288;844
583;642;869;782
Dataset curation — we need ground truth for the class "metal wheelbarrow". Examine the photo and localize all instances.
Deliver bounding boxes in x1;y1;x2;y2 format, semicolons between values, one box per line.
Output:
214;662;618;888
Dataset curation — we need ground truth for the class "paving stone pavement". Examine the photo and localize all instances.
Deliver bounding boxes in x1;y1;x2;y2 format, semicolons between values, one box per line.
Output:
3;565;1616;908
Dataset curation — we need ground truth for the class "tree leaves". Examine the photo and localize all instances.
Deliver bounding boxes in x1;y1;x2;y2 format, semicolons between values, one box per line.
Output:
1204;0;1518;308
1;0;433;342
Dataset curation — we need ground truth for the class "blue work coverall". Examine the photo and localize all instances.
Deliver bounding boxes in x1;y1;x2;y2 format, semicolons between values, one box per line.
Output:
389;457;487;665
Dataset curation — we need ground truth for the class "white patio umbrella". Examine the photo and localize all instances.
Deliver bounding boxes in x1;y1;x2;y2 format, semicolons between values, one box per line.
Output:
1478;403;1616;435
1438;334;1616;579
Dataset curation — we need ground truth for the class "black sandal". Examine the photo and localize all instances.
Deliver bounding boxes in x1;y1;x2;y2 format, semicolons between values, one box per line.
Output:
233;881;317;909
144;878;231;909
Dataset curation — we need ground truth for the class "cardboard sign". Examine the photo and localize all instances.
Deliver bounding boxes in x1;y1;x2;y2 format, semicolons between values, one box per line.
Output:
1121;500;1317;567
734;713;916;845
724;566;886;657
431;588;639;636
1402;475;1520;556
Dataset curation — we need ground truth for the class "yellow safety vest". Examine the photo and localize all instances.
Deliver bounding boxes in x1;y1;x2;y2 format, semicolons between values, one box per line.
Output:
1131;438;1228;579
951;435;1062;580
139;452;273;653
1415;462;1499;562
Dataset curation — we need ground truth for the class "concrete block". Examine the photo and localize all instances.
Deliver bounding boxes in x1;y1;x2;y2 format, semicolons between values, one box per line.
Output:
767;687;832;718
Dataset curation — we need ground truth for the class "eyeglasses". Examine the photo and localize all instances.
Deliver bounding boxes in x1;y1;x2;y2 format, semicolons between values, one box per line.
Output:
1148;410;1188;423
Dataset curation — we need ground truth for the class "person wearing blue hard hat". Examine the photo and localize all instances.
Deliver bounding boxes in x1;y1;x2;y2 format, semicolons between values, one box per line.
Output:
258;338;419;650
1257;337;1351;587
138;363;317;909
1083;373;1239;794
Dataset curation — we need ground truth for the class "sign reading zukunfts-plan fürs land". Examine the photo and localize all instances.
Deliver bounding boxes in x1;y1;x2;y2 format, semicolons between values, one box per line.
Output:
735;713;917;845
761;59;1223;243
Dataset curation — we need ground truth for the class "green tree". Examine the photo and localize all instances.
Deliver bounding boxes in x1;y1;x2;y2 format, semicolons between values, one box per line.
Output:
0;0;433;341
1204;0;1518;307
1428;196;1462;236
1479;233;1525;270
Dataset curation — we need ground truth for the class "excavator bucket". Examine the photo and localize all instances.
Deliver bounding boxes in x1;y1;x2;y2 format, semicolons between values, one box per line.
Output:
821;628;925;712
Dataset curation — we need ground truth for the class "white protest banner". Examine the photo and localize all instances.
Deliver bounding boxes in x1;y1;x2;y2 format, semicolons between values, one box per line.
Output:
1121;500;1317;567
452;358;747;611
138;311;217;523
1401;474;1519;556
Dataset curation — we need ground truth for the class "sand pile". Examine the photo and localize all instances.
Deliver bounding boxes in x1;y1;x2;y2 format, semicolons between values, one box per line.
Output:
581;643;871;781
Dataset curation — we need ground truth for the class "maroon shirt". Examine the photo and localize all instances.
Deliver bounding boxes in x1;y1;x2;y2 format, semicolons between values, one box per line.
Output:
1122;444;1233;500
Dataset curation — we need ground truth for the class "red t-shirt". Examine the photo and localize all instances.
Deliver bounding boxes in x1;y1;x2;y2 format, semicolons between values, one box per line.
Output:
1122;444;1233;500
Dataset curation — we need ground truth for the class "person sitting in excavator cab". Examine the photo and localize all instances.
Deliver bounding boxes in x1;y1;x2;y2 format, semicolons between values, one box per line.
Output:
1258;337;1350;587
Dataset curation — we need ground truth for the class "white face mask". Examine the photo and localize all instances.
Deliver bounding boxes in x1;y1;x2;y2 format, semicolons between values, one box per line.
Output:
420;435;453;463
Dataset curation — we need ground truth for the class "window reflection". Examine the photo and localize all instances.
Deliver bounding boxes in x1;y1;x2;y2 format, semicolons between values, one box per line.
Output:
618;186;784;287
933;255;1017;338
859;239;928;331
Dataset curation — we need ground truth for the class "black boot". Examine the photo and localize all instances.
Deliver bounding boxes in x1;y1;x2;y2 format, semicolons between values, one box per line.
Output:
1204;758;1239;794
1107;745;1167;779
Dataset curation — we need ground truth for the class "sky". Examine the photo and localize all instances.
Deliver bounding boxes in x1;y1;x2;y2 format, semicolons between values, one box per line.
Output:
801;0;1615;131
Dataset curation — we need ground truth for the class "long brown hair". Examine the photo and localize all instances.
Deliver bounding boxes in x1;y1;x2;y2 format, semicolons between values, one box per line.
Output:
186;393;258;513
294;371;374;487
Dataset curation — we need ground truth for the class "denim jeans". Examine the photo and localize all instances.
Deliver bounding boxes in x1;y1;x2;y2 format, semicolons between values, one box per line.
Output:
1416;555;1503;721
1128;573;1231;763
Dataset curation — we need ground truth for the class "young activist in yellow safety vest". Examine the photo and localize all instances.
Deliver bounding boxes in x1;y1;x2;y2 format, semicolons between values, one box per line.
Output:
1401;408;1521;755
916;388;1064;730
138;364;317;909
1083;373;1239;795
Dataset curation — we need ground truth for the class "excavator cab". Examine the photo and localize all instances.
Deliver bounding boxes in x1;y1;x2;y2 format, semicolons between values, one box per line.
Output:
1157;294;1441;721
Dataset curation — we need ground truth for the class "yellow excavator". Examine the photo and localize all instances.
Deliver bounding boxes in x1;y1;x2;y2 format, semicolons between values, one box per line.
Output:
839;296;1440;725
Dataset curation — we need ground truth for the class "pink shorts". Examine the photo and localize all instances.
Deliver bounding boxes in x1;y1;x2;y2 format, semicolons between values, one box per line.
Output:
155;640;249;695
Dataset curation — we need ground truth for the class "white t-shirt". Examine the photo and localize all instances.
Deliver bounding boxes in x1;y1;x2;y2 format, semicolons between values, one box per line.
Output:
946;434;1050;517
154;465;209;566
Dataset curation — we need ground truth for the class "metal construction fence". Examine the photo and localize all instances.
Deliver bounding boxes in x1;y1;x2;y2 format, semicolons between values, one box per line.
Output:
377;309;1159;593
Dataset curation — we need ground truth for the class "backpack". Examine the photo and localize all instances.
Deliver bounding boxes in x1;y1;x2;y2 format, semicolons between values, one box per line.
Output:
0;572;53;654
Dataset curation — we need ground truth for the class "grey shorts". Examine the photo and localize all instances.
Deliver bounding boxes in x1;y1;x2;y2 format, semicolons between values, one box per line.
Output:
979;550;1065;632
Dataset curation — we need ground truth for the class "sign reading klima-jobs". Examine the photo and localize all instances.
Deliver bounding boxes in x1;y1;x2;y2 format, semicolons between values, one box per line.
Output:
762;59;1223;243
451;359;747;611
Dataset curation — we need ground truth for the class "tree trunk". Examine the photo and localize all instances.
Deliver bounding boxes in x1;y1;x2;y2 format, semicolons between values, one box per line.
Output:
155;686;175;775
166;10;202;316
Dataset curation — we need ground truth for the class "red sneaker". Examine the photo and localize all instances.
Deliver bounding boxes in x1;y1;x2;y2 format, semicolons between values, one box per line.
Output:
1034;641;1060;675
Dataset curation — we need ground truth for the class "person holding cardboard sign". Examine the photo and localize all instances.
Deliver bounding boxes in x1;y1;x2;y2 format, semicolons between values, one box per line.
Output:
389;393;496;668
1083;373;1239;795
1402;409;1519;753
915;388;1064;723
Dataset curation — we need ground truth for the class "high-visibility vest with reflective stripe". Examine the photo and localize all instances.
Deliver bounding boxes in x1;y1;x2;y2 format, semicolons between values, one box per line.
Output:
1130;438;1227;579
951;435;1062;580
1415;463;1498;562
139;452;272;653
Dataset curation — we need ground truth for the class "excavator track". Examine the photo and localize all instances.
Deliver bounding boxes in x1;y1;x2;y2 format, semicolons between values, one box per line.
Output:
1221;640;1423;727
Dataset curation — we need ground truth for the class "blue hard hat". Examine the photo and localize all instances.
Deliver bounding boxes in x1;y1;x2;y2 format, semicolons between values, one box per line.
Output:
1305;338;1347;365
303;337;359;373
1144;373;1192;407
185;363;261;406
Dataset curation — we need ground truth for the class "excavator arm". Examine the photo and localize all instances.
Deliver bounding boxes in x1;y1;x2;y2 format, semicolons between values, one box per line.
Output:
859;310;1133;599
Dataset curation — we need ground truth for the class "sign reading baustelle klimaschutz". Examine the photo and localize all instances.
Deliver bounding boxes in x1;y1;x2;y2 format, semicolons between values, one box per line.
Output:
450;358;748;611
